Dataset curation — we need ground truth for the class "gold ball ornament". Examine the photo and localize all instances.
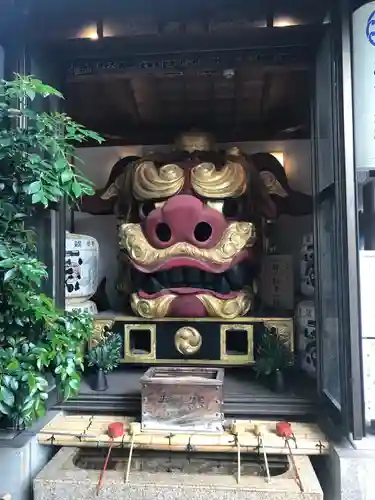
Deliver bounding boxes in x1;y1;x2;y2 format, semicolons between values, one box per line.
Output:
174;326;202;355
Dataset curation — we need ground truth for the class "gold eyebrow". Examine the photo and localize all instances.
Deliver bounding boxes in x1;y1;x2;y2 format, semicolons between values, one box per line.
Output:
133;161;185;200
190;162;246;199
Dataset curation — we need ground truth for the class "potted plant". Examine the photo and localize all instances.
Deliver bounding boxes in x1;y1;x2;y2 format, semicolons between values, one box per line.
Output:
0;74;103;428
253;327;293;393
86;333;122;391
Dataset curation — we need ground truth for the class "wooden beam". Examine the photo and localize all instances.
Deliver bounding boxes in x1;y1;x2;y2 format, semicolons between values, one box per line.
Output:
75;116;310;147
32;25;324;57
65;62;310;85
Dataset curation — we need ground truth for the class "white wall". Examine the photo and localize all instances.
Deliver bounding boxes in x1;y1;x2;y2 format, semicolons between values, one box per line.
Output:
73;140;312;310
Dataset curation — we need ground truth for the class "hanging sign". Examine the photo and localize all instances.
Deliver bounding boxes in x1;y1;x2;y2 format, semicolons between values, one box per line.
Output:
66;47;311;79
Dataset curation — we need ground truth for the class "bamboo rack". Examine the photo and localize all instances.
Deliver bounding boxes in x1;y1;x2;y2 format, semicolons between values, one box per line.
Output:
37;413;329;456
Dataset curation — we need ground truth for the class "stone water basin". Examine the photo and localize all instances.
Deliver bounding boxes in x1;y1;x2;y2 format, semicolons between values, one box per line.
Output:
34;446;323;500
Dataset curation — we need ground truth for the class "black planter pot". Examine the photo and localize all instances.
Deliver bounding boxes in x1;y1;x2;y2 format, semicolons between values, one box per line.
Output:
272;369;285;393
91;368;108;392
0;416;25;432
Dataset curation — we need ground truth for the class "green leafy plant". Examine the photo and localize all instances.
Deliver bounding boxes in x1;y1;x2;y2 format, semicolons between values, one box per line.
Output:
0;74;104;427
254;327;293;377
86;333;122;373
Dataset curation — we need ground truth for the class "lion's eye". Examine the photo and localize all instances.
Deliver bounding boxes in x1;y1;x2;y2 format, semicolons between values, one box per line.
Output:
206;201;223;213
139;200;165;219
222;199;240;218
139;201;156;218
206;199;240;218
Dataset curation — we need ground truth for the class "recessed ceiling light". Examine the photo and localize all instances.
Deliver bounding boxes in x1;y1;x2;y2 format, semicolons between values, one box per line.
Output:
273;16;301;28
223;69;235;79
76;24;99;40
270;152;285;167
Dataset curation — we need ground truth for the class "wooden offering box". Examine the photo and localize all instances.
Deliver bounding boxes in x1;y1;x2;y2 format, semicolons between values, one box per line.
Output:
140;367;224;434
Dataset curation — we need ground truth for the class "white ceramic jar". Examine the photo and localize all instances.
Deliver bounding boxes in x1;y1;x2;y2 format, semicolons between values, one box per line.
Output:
65;300;98;315
65;232;99;308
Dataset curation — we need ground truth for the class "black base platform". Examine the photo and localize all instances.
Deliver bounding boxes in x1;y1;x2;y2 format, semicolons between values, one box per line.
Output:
55;367;321;420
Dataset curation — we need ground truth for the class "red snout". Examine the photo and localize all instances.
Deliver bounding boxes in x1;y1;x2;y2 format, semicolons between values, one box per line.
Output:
143;194;227;249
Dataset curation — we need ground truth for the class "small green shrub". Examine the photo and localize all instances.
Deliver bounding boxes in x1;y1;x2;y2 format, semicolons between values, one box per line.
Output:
86;334;122;373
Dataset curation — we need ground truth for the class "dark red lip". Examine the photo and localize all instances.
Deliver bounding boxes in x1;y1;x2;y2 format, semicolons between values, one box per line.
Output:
131;251;250;274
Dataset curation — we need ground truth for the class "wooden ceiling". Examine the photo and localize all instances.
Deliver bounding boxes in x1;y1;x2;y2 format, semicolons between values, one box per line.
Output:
64;65;311;144
0;0;326;144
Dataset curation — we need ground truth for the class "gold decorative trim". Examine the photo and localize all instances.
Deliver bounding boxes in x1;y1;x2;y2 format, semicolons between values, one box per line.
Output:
175;131;214;152
100;182;118;200
131;289;252;319
196;289;252;319
100;170;127;201
174;326;202;355
124;323;156;362
226;146;242;156
220;324;254;363
264;320;294;353
119;221;256;268
89;319;115;348
133;161;185;200
259;171;288;198
139;358;253;365
191;161;246;199
94;314;293;324
131;294;176;319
